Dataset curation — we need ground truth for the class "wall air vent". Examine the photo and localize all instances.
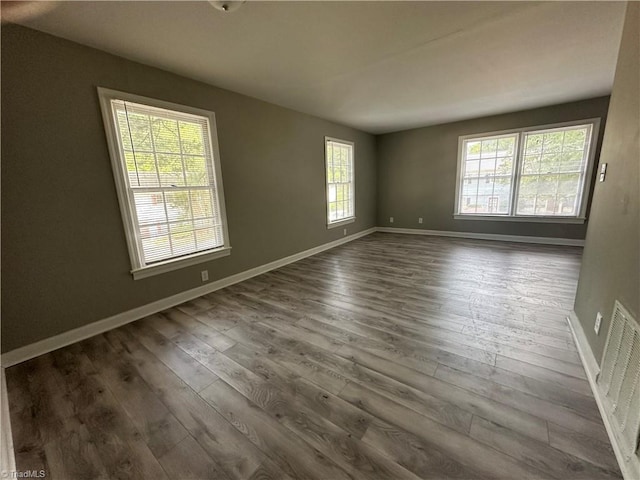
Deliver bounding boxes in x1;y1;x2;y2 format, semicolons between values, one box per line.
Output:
598;300;640;457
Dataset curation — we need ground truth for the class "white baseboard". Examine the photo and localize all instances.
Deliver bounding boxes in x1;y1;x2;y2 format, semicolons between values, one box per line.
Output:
1;369;16;477
376;227;585;247
0;227;376;368
567;311;640;480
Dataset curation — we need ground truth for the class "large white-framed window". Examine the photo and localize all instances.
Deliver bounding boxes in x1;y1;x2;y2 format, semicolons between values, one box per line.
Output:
98;88;231;280
454;119;600;223
325;137;355;228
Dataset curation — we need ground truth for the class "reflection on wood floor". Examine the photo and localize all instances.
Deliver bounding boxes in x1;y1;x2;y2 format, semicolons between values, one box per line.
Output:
6;233;622;479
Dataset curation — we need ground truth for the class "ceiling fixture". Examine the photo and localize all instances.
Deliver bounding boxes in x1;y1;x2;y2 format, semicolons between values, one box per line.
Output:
208;1;245;13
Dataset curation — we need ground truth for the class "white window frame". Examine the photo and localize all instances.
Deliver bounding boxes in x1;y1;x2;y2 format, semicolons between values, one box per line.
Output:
325;137;356;229
454;118;600;223
98;87;231;280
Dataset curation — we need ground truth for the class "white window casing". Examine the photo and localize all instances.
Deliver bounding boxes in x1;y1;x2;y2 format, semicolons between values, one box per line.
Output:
454;118;600;223
98;88;231;279
325;137;356;228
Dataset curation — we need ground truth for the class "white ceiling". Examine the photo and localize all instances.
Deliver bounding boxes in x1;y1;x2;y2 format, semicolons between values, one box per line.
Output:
10;1;626;134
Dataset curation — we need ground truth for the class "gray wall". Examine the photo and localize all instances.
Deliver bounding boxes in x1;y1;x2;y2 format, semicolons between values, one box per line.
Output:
1;25;377;353
574;2;639;362
376;97;610;239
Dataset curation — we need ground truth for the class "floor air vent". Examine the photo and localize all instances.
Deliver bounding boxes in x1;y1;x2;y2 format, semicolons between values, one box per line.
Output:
598;300;640;458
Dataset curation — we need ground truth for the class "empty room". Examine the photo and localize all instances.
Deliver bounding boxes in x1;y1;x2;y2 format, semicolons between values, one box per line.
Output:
1;1;639;479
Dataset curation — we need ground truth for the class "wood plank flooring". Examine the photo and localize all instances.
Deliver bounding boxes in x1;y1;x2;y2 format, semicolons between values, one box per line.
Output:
6;233;622;479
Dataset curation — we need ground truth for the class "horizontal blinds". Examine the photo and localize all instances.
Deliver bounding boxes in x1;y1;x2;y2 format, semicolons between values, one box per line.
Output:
112;99;225;265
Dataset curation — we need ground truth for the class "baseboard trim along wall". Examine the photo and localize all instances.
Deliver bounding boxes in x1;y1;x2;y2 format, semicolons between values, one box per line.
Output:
2;225;584;367
1;227;376;367
376;227;585;246
567;311;640;480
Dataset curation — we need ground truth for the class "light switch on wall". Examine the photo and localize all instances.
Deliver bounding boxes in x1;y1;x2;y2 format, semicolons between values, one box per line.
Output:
599;163;607;182
595;312;603;334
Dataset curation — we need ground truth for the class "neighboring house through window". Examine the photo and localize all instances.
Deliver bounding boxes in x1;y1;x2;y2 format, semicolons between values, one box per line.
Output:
454;119;600;222
325;137;355;228
98;88;231;279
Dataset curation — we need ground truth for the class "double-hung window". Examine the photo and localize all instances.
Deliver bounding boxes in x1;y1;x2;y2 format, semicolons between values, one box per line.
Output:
325;137;355;228
98;88;230;279
455;119;600;222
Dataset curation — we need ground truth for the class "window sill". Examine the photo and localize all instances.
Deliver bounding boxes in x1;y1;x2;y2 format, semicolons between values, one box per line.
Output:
453;214;585;224
327;217;356;229
131;246;231;280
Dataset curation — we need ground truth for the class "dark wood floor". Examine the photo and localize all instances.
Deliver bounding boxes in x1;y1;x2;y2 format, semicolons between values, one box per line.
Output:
6;233;622;479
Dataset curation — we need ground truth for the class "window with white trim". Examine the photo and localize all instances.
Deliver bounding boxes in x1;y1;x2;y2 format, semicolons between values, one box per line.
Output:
455;119;599;221
98;88;230;279
325;137;355;227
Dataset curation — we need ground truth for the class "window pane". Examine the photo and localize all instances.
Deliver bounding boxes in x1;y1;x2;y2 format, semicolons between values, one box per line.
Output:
564;128;587;150
158;154;185;187
171;226;196;256
141;236;171;263
109;96;228;268
195;228;216;250
524;134;543;155
184;156;209;186
459;134;516;215
152;118;181;153
522;154;540;175
558;151;584;172
117;110;153;152
326;139;354;223
518;175;539;197
516;124;592;217
179;122;205;155
481;139;497;158
497;137;516;155
517;196;535;215
543;131;564;153
165;191;192;221
134;192;167;225
191;190;214;219
466;141;481;157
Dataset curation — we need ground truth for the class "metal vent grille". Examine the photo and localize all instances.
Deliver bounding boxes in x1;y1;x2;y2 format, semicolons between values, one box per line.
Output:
598;300;640;456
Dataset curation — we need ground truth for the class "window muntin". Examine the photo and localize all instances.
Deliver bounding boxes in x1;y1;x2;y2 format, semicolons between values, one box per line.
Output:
99;88;230;277
460;133;517;216
516;124;592;217
456;120;597;220
325;137;355;225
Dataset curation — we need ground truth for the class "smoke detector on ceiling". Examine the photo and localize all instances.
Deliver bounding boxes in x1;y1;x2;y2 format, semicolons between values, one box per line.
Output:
208;1;246;13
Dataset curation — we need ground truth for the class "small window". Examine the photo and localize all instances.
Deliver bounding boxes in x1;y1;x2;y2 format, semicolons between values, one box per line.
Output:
455;119;599;222
98;88;230;279
325;137;355;228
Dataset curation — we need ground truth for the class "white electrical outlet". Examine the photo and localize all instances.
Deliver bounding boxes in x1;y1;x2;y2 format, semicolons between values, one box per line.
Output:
343;228;347;236
390;217;394;223
201;270;209;282
594;312;603;335
418;217;423;224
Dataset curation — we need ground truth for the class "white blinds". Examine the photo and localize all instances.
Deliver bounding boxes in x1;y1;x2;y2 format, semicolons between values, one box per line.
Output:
112;100;225;265
326;139;355;223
